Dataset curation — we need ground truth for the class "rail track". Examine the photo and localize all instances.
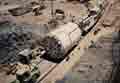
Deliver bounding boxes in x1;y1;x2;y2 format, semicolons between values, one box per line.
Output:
38;1;114;83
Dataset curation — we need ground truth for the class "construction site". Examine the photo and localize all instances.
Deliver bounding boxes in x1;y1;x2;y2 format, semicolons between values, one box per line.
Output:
0;0;119;83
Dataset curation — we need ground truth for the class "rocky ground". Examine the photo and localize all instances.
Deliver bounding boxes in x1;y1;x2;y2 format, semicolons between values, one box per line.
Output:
56;0;120;82
0;0;89;64
0;0;29;5
59;34;113;83
0;0;120;83
59;32;120;83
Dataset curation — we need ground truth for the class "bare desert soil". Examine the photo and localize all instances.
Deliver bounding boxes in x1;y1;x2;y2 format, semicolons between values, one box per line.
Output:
0;0;120;83
59;34;113;83
55;0;120;83
0;0;29;5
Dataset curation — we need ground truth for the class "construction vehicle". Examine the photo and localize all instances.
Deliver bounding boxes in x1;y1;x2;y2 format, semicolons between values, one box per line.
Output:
10;47;45;83
11;63;40;83
0;1;107;83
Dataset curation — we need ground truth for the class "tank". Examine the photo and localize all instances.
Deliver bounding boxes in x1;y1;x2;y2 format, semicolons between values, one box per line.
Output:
41;22;82;60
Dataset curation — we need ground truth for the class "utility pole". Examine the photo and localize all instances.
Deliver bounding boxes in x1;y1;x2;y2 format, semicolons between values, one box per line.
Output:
50;0;54;20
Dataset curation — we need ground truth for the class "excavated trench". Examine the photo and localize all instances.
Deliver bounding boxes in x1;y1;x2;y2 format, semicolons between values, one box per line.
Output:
0;21;49;64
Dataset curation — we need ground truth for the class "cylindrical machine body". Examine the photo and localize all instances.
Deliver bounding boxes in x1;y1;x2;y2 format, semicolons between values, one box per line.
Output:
50;22;81;53
42;22;82;60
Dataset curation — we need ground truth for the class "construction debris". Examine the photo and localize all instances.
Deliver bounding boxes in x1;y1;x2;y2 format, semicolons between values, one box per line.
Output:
8;4;32;16
0;0;118;83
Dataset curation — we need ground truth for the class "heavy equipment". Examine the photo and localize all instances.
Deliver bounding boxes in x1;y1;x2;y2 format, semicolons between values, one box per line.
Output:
10;47;45;83
0;0;106;83
41;22;82;60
